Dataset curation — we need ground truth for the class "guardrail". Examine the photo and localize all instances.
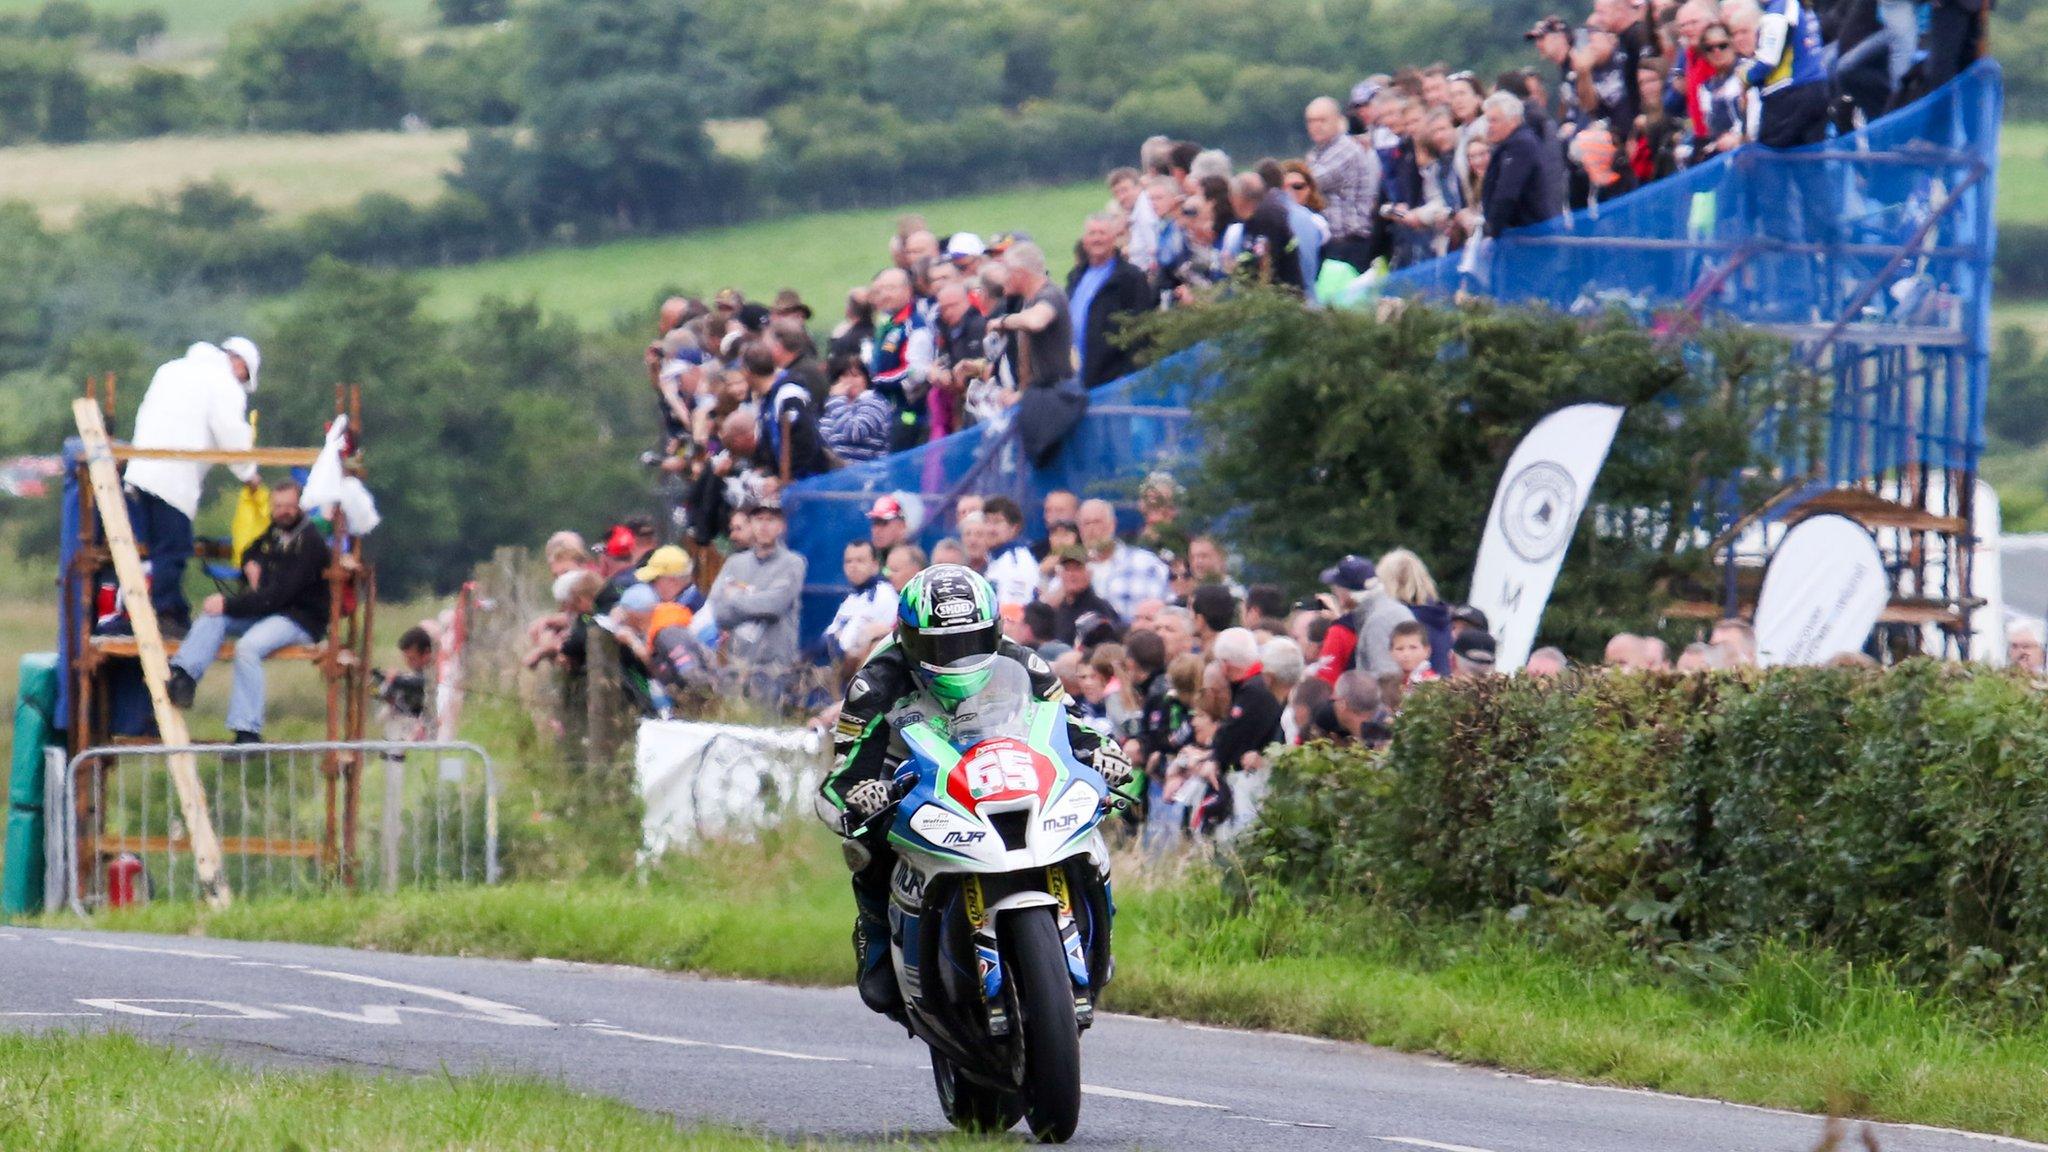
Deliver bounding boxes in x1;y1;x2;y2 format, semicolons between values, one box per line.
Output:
59;740;497;913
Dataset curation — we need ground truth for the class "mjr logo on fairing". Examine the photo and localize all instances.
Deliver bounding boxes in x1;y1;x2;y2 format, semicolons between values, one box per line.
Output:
941;829;988;846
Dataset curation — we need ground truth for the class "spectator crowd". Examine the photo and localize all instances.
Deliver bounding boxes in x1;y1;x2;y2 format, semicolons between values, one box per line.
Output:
511;0;2001;830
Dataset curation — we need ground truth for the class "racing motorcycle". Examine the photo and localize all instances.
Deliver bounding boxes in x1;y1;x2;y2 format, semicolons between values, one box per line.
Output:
830;656;1119;1144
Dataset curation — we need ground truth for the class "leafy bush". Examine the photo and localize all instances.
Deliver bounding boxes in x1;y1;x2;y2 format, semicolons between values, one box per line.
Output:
1137;294;1827;658
218;1;408;133
1245;666;2048;1004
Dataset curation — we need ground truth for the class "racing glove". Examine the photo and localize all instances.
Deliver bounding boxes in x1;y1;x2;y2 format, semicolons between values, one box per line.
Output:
844;778;894;821
1091;741;1136;790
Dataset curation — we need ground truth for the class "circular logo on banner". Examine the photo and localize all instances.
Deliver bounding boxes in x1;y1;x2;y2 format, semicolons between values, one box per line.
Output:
1499;462;1579;563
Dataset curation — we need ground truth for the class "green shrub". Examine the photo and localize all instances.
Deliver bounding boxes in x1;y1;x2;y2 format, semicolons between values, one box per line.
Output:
1137;295;1827;661
1246;665;2048;1002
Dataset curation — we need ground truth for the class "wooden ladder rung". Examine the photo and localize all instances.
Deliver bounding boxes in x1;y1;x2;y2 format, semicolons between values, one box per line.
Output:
97;834;324;860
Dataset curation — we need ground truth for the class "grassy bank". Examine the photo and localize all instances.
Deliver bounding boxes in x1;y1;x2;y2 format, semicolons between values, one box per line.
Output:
72;828;2048;1142
0;1029;1002;1152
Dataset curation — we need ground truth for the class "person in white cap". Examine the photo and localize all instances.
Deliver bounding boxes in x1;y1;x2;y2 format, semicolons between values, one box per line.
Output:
119;338;263;633
943;232;985;275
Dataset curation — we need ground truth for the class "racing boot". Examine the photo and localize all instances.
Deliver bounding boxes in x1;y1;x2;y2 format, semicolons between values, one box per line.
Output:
852;886;904;1019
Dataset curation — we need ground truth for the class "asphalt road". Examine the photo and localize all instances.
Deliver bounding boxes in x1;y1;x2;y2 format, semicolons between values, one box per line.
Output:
0;926;2041;1152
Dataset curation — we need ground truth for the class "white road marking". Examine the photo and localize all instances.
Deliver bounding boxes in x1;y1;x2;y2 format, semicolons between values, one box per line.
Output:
581;1024;847;1063
1081;1085;1229;1110
1506;1074;2048;1150
1180;1021;1332;1045
79;998;287;1020
1377;1139;1498;1152
1883;1125;2048;1150
712;1042;847;1063
294;969;553;1028
1226;1115;1338;1130
270;1004;453;1026
49;937;240;961
582;1025;706;1049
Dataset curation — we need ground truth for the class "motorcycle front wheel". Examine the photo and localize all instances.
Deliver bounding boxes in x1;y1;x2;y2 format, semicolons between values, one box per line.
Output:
932;1049;1023;1134
1001;905;1083;1143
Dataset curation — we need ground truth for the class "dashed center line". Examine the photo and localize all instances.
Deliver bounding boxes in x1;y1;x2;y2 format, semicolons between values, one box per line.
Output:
1081;1085;1229;1110
1377;1139;1498;1152
49;936;241;961
580;1024;847;1063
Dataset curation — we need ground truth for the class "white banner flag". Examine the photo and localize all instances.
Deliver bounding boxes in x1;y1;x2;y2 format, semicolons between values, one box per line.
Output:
1753;514;1889;667
1468;403;1625;673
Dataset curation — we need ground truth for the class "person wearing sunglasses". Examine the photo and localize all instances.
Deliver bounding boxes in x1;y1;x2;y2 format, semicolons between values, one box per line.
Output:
1668;0;1722;151
1697;24;1749;161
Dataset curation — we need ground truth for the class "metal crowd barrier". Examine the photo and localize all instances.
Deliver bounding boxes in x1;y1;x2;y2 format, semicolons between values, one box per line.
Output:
60;740;498;914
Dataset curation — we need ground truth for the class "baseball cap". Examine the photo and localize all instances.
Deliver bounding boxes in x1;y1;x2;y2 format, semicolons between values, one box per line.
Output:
736;302;772;332
618;583;660;614
1319;554;1375;592
867;496;905;523
598;525;636;560
635;545;693;583
1348;80;1382;108
1452;604;1490;631
1525;15;1569;38
1453;630;1498;666
945;232;987;261
1054;544;1090;566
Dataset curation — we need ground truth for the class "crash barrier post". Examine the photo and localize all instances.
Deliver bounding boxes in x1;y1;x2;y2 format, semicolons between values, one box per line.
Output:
60;740;497;914
635;721;828;856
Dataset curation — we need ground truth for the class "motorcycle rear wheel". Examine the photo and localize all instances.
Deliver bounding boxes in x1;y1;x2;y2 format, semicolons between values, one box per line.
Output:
1001;905;1083;1143
932;1049;1023;1134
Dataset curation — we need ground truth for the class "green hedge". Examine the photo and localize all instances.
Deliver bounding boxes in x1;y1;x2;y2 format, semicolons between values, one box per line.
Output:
1246;665;2048;1003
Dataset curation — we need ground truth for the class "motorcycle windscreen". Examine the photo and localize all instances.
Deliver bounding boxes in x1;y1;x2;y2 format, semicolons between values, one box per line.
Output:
945;656;1033;746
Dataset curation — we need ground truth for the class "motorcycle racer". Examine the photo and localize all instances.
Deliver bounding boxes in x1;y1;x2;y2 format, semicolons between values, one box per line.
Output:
822;563;1139;1017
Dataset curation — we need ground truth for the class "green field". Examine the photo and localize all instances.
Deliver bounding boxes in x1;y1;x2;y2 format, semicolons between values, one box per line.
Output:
0;129;466;226
419;181;1106;330
0;0;439;46
1999;121;2048;227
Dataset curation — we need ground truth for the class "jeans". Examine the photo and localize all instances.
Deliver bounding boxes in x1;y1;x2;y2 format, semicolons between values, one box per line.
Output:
124;488;193;625
1836;1;1921;91
171;613;315;736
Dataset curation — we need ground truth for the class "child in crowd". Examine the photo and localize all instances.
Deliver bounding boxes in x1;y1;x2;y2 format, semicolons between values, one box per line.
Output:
1389;620;1439;687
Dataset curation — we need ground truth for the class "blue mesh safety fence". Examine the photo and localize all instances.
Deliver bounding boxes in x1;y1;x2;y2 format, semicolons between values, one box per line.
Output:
787;63;2000;639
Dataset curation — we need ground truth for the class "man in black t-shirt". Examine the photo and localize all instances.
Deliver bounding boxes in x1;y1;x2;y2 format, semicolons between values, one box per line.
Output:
1047;546;1122;646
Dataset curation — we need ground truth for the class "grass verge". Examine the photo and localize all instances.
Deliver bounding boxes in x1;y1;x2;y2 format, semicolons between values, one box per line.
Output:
0;1029;1005;1151
65;828;2048;1142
